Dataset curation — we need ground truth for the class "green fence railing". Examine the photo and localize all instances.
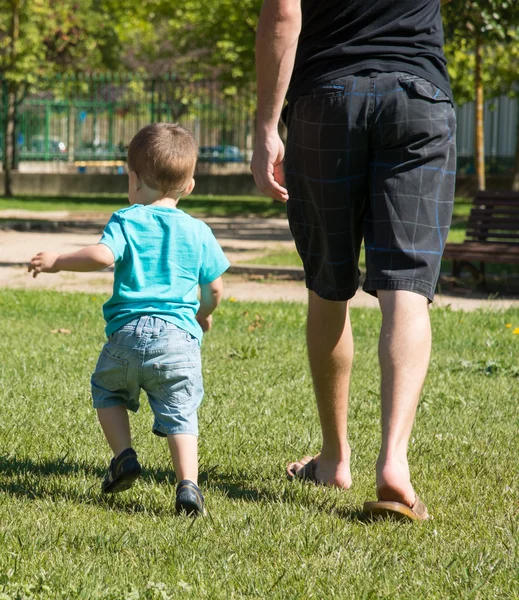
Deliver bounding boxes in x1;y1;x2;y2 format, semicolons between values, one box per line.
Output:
0;74;255;165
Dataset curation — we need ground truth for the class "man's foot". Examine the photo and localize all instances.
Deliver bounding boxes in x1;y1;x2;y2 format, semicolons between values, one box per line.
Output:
101;447;142;494
176;480;206;516
362;459;429;521
376;459;416;507
287;454;352;489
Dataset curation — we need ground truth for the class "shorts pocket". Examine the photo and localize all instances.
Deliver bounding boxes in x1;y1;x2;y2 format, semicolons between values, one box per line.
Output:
398;76;450;103
153;361;197;406
297;84;345;101
92;347;129;391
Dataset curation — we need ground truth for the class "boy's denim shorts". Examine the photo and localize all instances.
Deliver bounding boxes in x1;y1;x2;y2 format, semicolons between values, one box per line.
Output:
91;316;203;437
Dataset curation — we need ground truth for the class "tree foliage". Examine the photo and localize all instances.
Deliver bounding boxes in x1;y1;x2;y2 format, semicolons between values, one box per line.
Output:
441;1;519;189
442;0;519;103
0;0;128;83
116;0;260;89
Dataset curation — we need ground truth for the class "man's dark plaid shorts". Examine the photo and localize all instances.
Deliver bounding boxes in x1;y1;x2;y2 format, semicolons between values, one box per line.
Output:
283;71;457;302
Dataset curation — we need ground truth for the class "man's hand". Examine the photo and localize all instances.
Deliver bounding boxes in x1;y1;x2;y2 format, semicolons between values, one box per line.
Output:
251;130;289;202
28;252;60;277
196;313;213;332
253;0;301;202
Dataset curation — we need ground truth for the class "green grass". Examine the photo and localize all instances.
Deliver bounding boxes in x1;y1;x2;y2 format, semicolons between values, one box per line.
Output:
241;248;303;267
0;195;286;219
1;289;518;598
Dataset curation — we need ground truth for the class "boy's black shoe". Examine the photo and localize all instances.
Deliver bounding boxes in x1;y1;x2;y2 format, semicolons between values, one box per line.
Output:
102;447;142;494
176;480;206;516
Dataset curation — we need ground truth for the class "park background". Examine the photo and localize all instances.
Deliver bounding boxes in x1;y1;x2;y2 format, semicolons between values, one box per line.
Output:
0;1;518;195
1;2;519;599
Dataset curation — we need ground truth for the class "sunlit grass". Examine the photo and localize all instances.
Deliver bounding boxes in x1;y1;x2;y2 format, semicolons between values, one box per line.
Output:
0;289;518;598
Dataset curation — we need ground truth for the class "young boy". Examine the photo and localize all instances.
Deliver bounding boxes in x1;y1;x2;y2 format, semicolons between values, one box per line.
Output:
28;123;230;516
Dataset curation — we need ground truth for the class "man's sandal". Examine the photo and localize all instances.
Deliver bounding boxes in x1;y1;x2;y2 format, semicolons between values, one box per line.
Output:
363;495;429;521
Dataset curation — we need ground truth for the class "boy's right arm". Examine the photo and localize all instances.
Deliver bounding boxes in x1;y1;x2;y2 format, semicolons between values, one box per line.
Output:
28;244;115;278
196;276;224;332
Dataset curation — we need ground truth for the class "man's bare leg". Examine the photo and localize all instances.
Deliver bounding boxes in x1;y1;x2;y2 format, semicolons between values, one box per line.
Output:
376;290;431;506
288;291;353;488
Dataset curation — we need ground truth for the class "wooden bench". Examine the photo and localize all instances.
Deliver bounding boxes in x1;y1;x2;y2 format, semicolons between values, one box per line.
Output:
442;190;519;283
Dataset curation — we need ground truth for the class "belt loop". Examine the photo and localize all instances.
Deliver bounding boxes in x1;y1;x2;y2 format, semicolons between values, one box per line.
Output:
152;318;162;338
135;316;147;337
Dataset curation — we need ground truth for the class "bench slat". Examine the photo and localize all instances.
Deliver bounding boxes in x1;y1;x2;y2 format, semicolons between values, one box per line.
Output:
467;221;519;231
471;205;519;212
473;199;519;207
443;243;519;264
445;242;519;252
466;232;519;242
472;213;519;222
474;191;519;200
443;255;519;264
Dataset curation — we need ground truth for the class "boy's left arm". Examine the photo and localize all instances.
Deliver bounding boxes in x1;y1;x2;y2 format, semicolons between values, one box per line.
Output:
28;244;114;278
196;276;224;332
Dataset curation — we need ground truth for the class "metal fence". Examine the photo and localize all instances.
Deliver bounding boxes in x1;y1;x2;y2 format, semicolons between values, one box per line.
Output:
0;74;517;170
455;94;518;174
0;74;255;166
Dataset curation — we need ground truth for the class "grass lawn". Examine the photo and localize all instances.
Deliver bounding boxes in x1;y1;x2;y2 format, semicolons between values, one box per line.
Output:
1;289;518;598
0;195;286;219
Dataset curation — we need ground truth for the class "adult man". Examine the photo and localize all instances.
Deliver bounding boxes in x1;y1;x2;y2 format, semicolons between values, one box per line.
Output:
251;0;455;520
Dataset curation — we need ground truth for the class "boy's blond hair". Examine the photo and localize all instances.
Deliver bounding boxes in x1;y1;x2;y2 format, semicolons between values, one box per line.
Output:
127;123;198;196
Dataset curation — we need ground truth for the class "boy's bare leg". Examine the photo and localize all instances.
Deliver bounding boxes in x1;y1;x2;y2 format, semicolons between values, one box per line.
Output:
376;290;431;506
97;406;132;457
287;291;353;488
167;434;199;484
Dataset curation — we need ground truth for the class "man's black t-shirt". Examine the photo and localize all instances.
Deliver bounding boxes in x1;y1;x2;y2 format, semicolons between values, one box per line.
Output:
287;0;452;102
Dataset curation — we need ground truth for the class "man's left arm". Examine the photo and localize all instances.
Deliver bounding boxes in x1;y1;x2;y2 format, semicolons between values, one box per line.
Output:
251;0;302;202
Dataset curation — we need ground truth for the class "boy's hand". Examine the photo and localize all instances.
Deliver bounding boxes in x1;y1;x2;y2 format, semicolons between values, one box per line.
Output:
28;252;60;277
196;313;213;332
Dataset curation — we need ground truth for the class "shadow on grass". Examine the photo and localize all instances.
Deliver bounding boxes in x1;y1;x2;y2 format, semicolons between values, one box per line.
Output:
200;468;367;522
0;455;265;514
0;454;366;520
0;454;169;515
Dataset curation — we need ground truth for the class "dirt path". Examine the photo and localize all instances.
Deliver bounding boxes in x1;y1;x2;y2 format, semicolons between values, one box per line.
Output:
2;221;519;311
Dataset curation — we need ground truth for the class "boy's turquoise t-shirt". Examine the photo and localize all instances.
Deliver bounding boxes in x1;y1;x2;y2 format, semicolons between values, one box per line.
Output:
99;204;230;343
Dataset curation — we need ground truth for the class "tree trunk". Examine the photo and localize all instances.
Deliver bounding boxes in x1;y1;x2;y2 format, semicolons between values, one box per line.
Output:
10;93;17;171
512;111;519;191
474;34;485;191
3;0;20;197
3;86;16;198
